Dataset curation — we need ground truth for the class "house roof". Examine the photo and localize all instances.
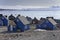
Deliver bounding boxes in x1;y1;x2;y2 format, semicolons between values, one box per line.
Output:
54;19;60;23
18;16;30;25
39;18;46;24
39;17;57;25
48;18;57;25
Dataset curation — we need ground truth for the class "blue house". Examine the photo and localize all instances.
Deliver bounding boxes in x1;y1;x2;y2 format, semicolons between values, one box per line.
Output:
36;18;57;30
0;14;8;26
8;15;30;32
14;16;30;32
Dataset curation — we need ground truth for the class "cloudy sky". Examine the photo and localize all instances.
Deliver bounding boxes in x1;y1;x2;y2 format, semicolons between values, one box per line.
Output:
0;0;60;19
0;0;60;9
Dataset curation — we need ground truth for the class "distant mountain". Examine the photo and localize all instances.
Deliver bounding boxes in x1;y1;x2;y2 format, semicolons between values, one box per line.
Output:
0;7;60;11
0;8;23;11
51;6;60;8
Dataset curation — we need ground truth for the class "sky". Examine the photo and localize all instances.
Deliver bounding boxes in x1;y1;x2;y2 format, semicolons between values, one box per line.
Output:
0;0;60;19
0;0;60;9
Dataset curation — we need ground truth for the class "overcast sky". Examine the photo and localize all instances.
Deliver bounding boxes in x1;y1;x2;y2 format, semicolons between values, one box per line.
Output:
0;0;60;8
0;0;60;19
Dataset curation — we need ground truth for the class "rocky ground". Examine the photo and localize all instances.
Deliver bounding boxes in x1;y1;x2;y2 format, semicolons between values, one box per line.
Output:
0;30;60;40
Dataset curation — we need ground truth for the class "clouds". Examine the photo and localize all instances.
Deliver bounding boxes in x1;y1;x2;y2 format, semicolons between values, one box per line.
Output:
0;0;19;6
0;0;60;9
0;0;57;6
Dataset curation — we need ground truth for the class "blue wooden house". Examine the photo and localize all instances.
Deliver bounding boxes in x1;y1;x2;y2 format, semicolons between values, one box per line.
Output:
14;16;30;32
0;14;8;26
36;18;57;30
8;15;30;32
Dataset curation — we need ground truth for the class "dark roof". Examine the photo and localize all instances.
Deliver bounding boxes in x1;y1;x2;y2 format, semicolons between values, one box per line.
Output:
0;14;3;17
54;19;60;23
9;14;15;20
39;18;46;24
26;16;32;22
46;17;54;19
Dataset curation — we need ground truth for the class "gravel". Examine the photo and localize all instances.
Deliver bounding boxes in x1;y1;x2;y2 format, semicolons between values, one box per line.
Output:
0;30;60;40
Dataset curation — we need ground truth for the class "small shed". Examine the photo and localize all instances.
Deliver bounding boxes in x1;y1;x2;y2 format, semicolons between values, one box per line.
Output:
36;18;57;30
26;16;32;24
14;16;30;32
8;15;17;32
32;17;39;24
0;14;8;26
